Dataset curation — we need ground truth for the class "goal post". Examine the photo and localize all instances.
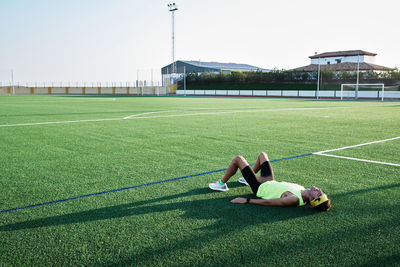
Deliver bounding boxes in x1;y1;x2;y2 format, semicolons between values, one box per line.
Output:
341;83;385;101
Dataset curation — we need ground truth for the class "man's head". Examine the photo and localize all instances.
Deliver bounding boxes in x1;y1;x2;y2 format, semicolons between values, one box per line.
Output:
308;186;331;211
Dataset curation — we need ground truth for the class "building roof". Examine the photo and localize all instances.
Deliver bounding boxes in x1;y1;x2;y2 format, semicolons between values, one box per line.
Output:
292;62;394;72
180;60;269;71
309;50;377;59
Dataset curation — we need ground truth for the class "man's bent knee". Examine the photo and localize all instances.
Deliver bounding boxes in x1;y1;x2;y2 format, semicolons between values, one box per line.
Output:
234;155;244;161
233;155;249;169
259;152;268;158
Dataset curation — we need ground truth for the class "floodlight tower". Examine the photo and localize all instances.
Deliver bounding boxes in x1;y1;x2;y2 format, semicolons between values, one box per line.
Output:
315;52;320;100
11;69;15;95
168;3;178;75
355;52;360;100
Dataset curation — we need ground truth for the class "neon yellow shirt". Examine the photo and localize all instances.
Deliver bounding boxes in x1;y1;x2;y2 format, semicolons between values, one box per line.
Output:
256;181;306;206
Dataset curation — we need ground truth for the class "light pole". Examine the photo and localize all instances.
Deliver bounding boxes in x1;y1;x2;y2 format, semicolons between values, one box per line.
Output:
11;69;15;95
315;52;320;100
355;53;360;100
183;66;186;96
168;3;178;76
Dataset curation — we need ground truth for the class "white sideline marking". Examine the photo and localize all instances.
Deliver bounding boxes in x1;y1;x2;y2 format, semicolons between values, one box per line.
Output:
317;153;400;167
0;106;346;127
314;136;400;167
313;136;400;154
0;118;122;127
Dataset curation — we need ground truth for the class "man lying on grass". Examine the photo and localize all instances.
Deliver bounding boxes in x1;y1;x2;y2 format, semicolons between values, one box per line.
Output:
209;152;331;211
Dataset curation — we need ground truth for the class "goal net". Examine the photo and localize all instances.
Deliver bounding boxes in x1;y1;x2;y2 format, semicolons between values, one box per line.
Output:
340;83;387;101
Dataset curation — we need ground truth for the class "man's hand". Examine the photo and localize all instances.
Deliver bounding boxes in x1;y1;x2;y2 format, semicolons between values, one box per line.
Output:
231;197;248;204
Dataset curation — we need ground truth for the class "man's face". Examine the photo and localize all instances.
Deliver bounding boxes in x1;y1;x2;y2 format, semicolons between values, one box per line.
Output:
310;186;323;200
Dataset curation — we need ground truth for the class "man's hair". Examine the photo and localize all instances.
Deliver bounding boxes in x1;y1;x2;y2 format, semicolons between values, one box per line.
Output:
313;199;331;212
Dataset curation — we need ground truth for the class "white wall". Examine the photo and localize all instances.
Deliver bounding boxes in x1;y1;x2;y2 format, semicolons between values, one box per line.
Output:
363;55;375;64
311;55;370;65
175;89;400;99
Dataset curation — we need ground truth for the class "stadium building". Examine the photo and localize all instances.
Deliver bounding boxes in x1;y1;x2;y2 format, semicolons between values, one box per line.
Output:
161;60;269;86
292;50;394;72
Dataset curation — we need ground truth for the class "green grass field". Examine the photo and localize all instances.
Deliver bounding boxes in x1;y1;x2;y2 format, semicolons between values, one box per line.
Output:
1;95;399;266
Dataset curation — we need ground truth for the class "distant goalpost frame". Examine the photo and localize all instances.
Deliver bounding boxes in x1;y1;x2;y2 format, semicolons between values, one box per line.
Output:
340;83;385;101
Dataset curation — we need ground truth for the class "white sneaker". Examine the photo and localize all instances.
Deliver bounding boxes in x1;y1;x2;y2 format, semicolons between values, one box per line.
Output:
238;177;249;186
209;180;229;192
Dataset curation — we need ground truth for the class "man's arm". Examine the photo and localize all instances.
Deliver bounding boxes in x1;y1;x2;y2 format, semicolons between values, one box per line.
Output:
231;196;299;207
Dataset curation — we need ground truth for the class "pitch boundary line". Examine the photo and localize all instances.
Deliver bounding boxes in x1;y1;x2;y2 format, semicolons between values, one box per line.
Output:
314;136;400;167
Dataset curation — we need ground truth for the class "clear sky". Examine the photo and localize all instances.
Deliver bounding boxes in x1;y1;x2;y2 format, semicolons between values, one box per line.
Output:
1;0;399;84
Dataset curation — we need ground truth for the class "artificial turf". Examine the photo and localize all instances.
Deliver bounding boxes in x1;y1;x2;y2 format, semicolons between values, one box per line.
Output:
0;95;399;266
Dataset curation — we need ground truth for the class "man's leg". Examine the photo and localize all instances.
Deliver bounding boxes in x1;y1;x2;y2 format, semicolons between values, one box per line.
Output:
252;152;266;174
221;156;250;183
209;155;261;194
222;156;261;195
253;152;275;183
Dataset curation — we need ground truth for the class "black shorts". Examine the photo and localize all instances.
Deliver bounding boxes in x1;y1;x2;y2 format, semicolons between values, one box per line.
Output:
240;161;273;195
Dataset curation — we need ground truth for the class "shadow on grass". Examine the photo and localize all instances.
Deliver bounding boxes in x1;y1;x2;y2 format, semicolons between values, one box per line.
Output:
2;183;399;233
331;183;400;199
2;183;400;233
360;253;400;267
106;183;400;266
0;185;311;232
2;183;400;265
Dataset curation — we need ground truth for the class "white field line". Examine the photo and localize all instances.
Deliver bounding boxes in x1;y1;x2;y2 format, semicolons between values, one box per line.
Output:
123;110;177;119
125;107;344;120
0;118;123;127
0;106;346;128
317;153;400;167
314;136;400;167
123;107;264;119
313;136;400;154
123;109;233;119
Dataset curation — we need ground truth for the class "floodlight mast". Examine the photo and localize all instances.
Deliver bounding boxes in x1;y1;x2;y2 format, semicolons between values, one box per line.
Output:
168;3;178;75
315;52;320;100
11;69;15;95
356;53;360;100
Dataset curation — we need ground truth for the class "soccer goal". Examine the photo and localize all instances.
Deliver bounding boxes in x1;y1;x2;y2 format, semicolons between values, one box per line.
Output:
340;83;385;101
